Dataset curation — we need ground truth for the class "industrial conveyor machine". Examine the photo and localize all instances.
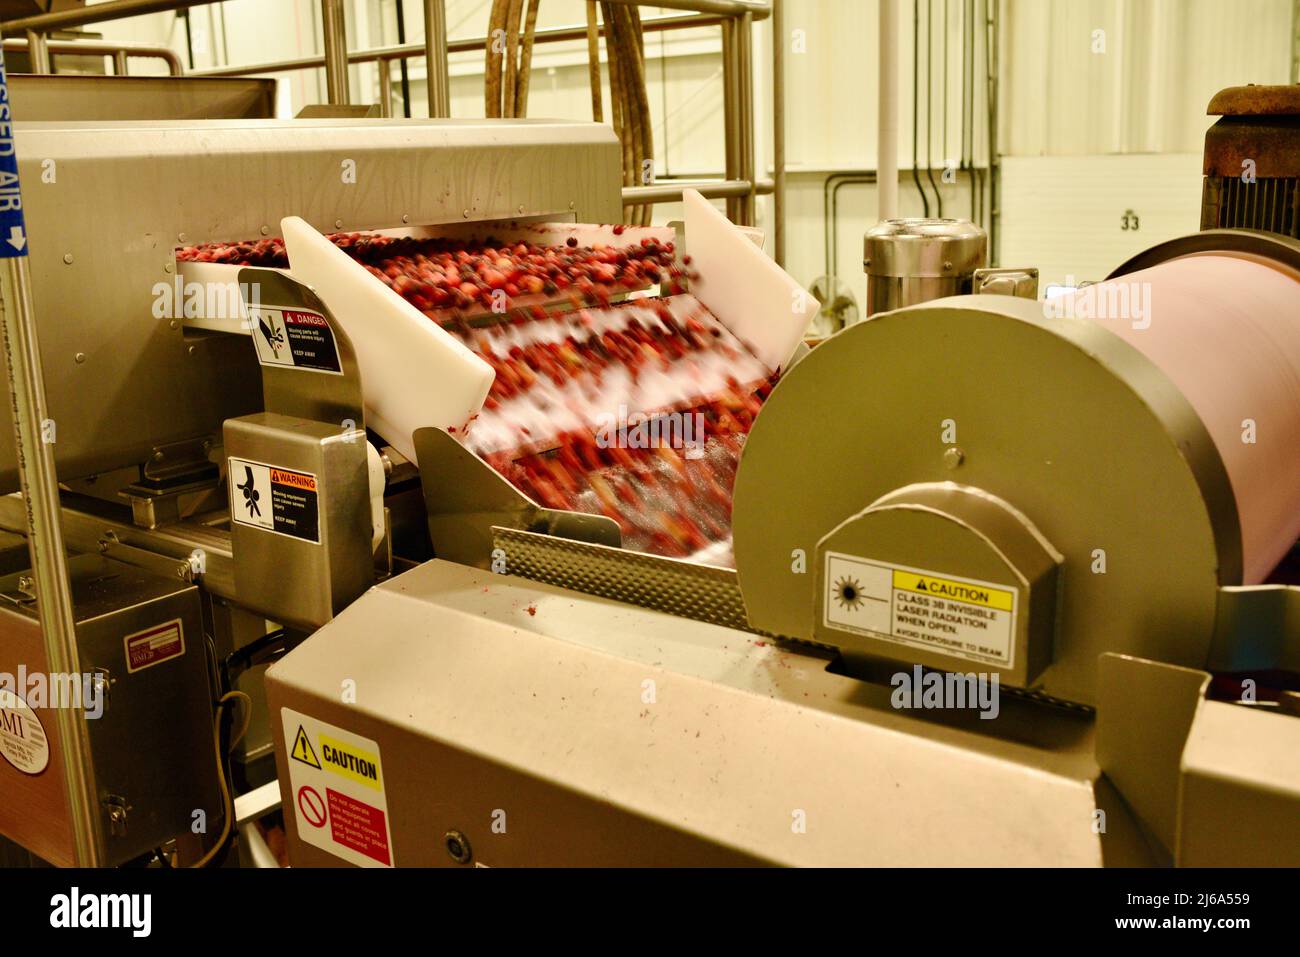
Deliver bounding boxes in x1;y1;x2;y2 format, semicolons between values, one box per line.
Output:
264;224;1300;867
0;90;1296;868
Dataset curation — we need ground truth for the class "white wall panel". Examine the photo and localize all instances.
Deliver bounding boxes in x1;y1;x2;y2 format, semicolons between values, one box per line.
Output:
83;0;1296;298
1002;0;1292;156
999;152;1202;285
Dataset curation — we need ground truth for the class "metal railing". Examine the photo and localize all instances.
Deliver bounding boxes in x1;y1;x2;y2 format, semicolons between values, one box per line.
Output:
1;37;183;76
0;0;779;238
187;6;779;232
188;2;777;234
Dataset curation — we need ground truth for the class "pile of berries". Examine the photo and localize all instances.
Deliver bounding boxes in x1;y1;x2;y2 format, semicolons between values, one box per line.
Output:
179;231;770;563
489;427;755;561
176;232;687;316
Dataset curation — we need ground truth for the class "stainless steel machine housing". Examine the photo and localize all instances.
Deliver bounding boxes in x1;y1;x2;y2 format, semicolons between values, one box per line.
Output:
1;117;621;492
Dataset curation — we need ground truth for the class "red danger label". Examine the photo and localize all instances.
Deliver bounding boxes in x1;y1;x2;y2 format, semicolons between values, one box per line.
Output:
124;619;185;674
327;788;391;866
283;310;329;327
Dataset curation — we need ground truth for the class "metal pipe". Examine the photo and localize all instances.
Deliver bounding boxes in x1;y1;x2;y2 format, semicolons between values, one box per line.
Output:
2;39;184;76
193;13;727;77
113;50;129;75
394;0;412;116
923;0;941;216
831;174;876;284
967;0;977;222
910;0;929;216
738;11;755;225
771;0;785;264
601;0;770;18
986;0;999;263
320;0;350;106
878;0;898;220
0;0;765;32
622;177;771;203
0;493;238;603
24;30;48;73
823;170;876;280
1;256;103;867
0;0;215;33
378;57;392;117
721;19;738;221
0;51;101;865
423;0;450;117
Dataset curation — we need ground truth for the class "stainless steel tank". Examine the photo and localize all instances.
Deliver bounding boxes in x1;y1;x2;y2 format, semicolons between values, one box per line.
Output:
863;218;987;315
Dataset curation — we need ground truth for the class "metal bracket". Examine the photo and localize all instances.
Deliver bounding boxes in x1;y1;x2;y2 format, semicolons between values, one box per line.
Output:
1207;584;1300;676
973;266;1039;299
414;425;620;569
99;531;197;584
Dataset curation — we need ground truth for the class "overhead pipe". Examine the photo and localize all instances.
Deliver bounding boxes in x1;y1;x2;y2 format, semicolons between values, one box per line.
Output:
877;0;898;220
910;0;929;216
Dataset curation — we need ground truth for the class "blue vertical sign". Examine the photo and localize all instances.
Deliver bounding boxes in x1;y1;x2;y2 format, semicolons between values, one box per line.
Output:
0;46;28;258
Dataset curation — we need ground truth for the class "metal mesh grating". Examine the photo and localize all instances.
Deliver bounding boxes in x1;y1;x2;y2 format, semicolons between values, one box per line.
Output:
1212;176;1300;237
492;526;758;632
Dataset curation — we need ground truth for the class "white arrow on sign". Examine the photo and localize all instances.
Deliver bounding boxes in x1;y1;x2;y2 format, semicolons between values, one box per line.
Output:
6;227;25;251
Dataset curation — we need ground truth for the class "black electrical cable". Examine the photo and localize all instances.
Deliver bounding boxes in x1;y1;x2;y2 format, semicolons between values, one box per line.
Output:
983;0;995;236
977;0;982;227
911;0;930;217
961;0;969;174
822;170;876;282
968;0;978;223
395;0;412;117
181;10;195;71
924;0;942;217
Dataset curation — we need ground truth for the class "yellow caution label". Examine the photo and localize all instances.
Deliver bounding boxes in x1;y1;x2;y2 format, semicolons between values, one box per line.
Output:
892;570;1014;611
290;724;321;769
319;734;382;790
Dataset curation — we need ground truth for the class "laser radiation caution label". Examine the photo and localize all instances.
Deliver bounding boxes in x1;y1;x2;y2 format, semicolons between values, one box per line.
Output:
248;304;343;374
823;552;1017;667
228;458;320;544
281;708;393;867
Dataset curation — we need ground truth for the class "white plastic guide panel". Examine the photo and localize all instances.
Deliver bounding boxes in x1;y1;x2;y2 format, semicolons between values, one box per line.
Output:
280;216;493;463
683;188;815;373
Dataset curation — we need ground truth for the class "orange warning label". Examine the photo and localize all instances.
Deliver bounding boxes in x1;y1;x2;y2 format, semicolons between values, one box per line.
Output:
271;469;317;491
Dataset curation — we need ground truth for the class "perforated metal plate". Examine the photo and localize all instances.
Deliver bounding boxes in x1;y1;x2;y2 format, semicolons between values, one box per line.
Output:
492;527;756;633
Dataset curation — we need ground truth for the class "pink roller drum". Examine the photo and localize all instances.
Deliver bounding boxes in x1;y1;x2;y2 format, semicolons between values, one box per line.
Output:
1063;250;1300;583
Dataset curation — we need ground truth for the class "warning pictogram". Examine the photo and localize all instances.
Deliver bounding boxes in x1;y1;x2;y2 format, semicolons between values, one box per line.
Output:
298;785;327;828
228;456;321;544
249;305;343;374
291;724;321;769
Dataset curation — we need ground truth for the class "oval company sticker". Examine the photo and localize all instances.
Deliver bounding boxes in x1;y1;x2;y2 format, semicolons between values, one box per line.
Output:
0;689;50;775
